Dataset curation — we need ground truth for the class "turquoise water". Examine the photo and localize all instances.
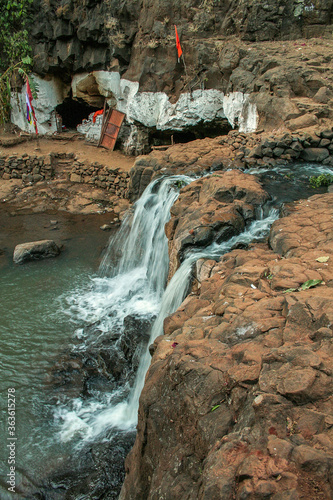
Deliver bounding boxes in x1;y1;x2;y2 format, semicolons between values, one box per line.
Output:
0;212;113;495
0;163;331;497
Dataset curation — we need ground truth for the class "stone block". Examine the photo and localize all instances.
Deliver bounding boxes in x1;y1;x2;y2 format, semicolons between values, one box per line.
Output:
301;148;329;162
286;113;318;131
70;173;82;183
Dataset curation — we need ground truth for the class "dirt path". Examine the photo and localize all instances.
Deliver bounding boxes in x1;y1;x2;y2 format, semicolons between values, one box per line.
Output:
0;133;134;216
0;133;135;172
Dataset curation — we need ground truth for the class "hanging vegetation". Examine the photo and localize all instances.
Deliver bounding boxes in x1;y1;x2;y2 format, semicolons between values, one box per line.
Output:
0;0;35;125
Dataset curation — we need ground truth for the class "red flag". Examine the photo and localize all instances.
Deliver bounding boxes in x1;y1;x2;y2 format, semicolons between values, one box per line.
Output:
175;25;182;61
26;78;38;135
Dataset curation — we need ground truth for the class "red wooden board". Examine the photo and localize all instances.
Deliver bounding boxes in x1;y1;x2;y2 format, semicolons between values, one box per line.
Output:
100;109;125;150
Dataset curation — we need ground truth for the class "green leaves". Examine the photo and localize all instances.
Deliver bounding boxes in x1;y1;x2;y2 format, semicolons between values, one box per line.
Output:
0;0;32;70
0;0;33;123
27;74;39;98
21;55;32;66
299;279;322;291
316;256;330;263
309;174;333;188
283;279;323;293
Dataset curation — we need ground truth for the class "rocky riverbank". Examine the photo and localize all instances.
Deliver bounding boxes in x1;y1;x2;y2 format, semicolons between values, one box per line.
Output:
1;125;333;499
121;177;333;499
128;127;333;199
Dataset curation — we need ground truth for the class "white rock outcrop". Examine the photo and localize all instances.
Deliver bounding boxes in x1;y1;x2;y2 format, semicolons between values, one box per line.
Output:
11;71;258;140
11;75;68;135
77;112;104;142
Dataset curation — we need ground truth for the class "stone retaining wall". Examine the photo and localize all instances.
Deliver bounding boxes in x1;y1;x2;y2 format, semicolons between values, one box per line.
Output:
0;152;130;198
0;153;54;182
243;128;333;168
69;162;129;198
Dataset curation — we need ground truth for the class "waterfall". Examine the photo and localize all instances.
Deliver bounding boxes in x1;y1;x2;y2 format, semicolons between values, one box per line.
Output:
99;176;192;294
56;174;278;442
122;207;279;424
56;175;193;441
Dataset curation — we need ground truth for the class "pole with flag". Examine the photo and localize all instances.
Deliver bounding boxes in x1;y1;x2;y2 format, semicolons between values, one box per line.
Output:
175;25;183;63
174;25;189;85
26;77;38;135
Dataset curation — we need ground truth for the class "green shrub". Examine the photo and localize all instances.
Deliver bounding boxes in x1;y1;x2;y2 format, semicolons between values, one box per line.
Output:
0;0;33;124
309;173;333;188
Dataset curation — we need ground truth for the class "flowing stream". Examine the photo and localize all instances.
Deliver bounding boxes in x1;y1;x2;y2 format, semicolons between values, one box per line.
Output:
56;162;333;442
56;175;194;440
0;162;332;497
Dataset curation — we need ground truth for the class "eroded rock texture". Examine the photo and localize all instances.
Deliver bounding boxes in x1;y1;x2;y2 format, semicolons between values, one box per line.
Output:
31;0;333;79
120;193;333;499
165;170;268;280
29;1;333;140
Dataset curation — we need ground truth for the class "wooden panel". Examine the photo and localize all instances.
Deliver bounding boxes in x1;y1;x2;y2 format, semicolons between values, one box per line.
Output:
112;109;126;127
100;109;126;151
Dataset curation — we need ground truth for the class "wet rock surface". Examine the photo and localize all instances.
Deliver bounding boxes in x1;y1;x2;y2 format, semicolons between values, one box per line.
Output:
120;193;333;499
48;314;154;400
13;239;60;264
166;170;268;280
27;313;154;499
27;431;136;500
127;128;333;200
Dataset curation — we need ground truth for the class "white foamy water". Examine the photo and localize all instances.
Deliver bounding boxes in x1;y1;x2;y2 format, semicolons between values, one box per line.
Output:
55;175;193;441
57;161;333;443
119;207;279;426
56;195;278;442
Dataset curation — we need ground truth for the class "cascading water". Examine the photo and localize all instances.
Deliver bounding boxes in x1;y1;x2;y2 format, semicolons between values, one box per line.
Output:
56;175;193;441
1;160;332;499
58;208;278;438
57;161;333;444
122;207;279;424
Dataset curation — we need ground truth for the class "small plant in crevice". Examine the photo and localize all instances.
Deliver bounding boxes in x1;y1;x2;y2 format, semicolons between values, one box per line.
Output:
283;279;323;294
309;173;333;188
174;180;187;189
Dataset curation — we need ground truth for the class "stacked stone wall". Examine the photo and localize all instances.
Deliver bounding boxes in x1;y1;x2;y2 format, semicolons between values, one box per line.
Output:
242;129;333;168
0;153;54;182
0;152;130;199
69;162;129;198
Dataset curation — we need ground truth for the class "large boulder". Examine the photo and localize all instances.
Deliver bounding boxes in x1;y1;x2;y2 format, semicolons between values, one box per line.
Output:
13;239;60;264
300;147;330;162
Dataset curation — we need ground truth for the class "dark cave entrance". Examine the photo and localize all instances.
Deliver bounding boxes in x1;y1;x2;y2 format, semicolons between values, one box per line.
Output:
56;92;101;130
148;119;233;147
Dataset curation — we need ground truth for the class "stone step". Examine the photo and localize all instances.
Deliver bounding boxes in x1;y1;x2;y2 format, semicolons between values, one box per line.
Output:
290;97;330;118
307;65;330;74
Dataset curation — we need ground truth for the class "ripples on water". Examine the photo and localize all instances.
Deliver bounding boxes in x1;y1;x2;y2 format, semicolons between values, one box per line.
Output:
0;163;332;495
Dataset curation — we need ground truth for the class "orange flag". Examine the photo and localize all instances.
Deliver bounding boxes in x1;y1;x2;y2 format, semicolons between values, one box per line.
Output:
175;25;182;61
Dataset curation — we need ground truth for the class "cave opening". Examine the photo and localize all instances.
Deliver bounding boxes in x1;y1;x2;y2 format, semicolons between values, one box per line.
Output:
149;119;233;147
56;91;101;130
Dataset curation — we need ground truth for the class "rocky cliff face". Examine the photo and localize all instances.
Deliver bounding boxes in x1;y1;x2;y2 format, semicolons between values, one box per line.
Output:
32;0;333;81
28;0;333;141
